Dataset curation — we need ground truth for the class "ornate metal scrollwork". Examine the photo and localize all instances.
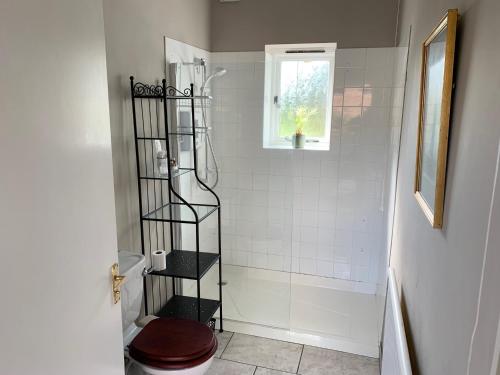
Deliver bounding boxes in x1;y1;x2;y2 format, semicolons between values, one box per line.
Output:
132;83;192;98
133;82;164;97
165;86;191;97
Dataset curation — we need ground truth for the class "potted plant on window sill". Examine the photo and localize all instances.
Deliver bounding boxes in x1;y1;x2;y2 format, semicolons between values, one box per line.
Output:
292;128;305;149
292;107;315;149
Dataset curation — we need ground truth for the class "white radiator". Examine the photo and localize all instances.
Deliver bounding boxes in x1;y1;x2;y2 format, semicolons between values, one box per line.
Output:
381;268;413;375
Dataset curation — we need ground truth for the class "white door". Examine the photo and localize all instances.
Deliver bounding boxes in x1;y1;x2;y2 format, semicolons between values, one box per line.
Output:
0;1;124;374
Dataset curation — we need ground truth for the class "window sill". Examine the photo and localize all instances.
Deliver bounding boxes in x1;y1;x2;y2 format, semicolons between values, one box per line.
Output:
263;142;330;151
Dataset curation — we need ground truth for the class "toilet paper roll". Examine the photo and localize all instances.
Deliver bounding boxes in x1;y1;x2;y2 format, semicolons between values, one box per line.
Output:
152;250;167;271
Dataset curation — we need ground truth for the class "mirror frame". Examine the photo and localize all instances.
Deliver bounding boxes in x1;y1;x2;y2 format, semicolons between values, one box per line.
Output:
415;9;459;228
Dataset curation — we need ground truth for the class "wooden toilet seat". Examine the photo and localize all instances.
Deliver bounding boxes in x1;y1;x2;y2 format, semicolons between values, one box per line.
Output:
129;318;218;370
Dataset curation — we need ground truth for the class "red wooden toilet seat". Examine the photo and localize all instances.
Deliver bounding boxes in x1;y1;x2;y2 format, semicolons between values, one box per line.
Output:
129;318;218;370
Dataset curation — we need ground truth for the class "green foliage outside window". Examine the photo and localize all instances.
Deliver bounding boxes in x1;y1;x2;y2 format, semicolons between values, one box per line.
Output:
279;62;329;138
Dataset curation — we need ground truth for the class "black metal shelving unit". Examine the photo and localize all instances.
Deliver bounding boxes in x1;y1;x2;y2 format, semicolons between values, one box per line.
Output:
130;77;223;331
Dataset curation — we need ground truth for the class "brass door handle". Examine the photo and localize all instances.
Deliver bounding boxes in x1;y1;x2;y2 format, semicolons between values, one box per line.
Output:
111;263;126;304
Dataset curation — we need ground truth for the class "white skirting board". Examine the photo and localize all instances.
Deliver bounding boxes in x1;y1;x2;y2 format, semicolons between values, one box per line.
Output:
381;268;412;375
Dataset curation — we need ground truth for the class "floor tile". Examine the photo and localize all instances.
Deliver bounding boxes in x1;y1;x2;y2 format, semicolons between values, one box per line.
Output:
342;353;379;375
222;333;303;373
255;367;296;374
298;346;379;375
206;358;256;375
215;331;234;358
298;346;344;375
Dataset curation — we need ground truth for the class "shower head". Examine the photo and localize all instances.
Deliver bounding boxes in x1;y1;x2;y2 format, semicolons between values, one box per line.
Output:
212;67;227;77
202;67;227;90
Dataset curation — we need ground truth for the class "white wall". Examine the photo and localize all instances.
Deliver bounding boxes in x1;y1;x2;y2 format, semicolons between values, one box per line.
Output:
391;0;500;373
209;48;406;288
103;0;211;253
103;0;212;313
467;142;500;375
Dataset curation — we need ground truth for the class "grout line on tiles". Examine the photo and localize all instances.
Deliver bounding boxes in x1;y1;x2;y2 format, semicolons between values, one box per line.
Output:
216;358;296;374
219;332;305;373
219;331;235;358
256;366;296;374
215;357;255;368
296;345;305;374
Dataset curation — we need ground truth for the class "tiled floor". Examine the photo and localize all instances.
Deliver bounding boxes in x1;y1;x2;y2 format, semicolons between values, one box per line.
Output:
208;332;379;375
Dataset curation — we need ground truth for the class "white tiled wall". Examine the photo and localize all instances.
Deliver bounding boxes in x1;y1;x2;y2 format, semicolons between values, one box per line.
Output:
207;48;405;286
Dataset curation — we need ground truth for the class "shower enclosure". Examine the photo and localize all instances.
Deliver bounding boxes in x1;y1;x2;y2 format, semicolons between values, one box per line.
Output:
168;43;409;357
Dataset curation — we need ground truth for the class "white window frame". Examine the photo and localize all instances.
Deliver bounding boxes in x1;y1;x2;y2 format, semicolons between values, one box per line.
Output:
263;43;337;150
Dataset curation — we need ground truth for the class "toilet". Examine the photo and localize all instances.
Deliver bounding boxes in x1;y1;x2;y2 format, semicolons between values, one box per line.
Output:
119;251;217;375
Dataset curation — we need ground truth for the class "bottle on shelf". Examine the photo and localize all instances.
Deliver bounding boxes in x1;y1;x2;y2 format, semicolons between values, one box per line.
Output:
154;140;168;177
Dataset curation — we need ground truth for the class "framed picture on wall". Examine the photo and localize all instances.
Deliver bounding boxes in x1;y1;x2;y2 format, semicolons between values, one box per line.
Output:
415;9;459;229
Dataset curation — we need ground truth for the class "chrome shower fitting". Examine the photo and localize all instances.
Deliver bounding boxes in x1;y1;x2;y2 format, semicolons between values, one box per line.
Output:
182;57;206;66
197;65;226;190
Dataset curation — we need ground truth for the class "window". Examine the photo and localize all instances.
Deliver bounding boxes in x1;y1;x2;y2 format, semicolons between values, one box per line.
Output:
263;43;336;150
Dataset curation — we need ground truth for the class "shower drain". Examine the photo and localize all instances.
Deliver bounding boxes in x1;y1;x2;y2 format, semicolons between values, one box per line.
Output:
218;281;228;286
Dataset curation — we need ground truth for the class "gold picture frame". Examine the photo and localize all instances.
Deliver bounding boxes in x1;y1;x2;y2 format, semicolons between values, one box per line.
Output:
415;9;458;228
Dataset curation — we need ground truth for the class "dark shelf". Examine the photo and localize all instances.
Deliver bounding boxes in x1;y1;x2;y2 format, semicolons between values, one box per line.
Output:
149;250;219;280
142;202;219;224
140;168;194;180
157;295;220;324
